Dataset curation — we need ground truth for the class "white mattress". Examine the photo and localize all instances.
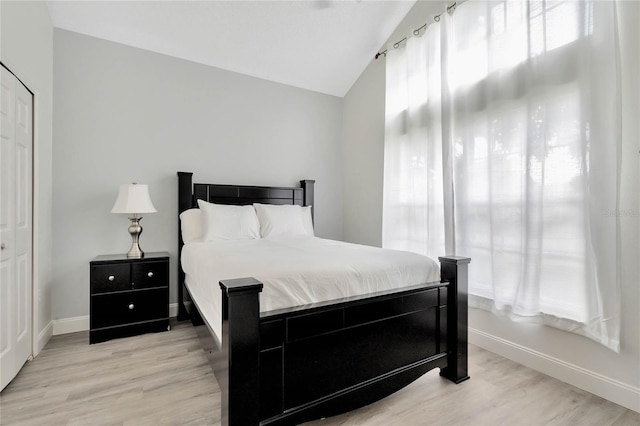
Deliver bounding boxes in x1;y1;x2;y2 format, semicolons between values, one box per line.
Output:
181;236;440;342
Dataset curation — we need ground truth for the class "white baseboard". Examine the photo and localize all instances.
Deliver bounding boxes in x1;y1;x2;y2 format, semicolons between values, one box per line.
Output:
53;316;89;335
52;303;181;336
169;303;178;318
469;327;640;413
36;321;53;355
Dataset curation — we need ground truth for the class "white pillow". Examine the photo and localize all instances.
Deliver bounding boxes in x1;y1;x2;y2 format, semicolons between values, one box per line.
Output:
179;208;205;244
253;203;314;239
197;199;260;241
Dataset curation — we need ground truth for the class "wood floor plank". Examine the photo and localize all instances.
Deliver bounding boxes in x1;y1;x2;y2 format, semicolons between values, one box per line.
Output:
0;321;637;425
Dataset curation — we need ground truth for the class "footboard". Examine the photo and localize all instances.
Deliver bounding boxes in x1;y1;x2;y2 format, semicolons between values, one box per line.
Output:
215;257;470;426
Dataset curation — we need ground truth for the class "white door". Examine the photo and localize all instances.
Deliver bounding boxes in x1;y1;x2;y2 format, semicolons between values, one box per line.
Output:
0;66;33;391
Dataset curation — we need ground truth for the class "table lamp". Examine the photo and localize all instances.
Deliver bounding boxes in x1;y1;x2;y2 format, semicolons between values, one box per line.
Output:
111;183;157;258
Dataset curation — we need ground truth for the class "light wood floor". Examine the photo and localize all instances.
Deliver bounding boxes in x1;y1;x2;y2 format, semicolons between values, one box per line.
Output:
1;321;638;426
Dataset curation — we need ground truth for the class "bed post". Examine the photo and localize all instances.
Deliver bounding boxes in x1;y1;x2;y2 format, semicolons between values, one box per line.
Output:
300;179;315;220
218;278;263;426
177;171;194;321
438;256;471;384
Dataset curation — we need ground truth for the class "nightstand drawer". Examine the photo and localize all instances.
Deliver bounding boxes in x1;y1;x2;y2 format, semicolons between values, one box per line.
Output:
91;288;168;329
90;263;131;294
131;260;168;290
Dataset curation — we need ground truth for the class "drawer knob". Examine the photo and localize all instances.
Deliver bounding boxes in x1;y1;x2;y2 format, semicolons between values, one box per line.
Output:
108;275;115;281
128;303;135;310
147;271;154;278
0;243;6;250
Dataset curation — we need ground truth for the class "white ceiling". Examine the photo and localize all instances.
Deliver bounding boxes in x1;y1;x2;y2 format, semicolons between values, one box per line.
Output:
47;0;417;97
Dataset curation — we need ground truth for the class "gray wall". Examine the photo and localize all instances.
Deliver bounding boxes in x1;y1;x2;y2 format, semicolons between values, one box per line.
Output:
342;1;442;247
341;58;385;248
1;0;54;353
342;0;640;407
53;29;344;319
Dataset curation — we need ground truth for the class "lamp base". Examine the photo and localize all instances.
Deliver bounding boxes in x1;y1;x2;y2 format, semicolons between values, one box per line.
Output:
127;216;145;258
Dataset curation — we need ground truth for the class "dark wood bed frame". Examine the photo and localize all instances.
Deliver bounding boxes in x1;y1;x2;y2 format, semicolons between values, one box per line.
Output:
177;171;470;426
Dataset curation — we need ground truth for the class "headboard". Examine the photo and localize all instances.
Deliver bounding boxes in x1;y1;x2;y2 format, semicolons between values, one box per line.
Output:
176;171;315;320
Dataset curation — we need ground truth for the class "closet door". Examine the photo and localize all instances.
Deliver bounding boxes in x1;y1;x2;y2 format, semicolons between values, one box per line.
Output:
1;66;33;391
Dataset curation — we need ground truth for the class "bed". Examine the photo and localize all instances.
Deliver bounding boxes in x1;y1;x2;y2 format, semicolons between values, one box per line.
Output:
177;171;470;426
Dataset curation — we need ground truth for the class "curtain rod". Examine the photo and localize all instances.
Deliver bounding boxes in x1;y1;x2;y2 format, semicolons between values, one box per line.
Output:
375;1;459;60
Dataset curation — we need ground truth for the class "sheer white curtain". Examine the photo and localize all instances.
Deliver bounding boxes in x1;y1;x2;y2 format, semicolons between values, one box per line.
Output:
383;0;621;351
383;22;448;258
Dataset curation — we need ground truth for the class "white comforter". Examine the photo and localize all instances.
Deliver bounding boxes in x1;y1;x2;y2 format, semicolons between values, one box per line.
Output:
181;236;440;341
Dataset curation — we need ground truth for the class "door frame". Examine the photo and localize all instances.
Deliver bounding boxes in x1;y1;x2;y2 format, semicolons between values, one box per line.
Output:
31;87;44;356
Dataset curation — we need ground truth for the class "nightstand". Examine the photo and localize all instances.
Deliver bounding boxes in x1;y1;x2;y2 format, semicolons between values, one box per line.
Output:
90;252;170;344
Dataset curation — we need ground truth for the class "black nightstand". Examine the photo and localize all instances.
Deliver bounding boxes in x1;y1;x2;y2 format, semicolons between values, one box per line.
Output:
90;252;170;344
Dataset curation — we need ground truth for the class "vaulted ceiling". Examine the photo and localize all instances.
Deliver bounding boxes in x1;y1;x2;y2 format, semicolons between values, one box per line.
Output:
47;0;417;97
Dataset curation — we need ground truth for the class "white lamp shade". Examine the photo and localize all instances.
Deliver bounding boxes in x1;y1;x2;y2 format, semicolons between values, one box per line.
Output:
111;183;157;214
